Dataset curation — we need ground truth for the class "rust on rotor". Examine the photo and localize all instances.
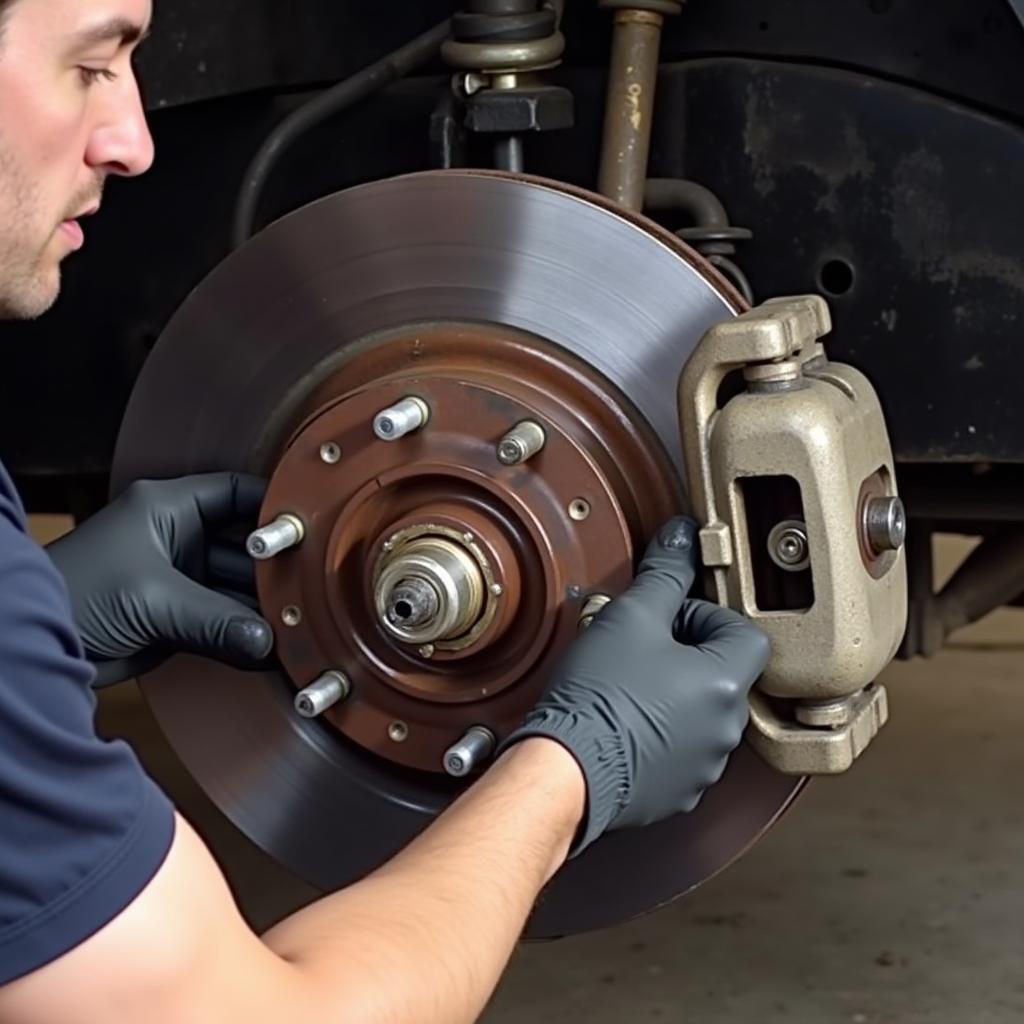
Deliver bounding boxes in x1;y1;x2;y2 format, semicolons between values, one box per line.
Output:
254;321;680;773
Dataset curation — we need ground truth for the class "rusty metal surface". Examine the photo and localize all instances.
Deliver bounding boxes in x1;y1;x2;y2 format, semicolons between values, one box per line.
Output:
111;171;805;937
256;323;677;774
596;9;665;210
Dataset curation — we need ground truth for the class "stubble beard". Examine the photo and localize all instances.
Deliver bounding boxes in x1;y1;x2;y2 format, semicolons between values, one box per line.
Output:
0;133;61;320
0;135;102;321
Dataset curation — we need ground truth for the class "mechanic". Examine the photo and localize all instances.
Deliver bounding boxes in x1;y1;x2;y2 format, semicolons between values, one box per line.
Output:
0;2;770;1021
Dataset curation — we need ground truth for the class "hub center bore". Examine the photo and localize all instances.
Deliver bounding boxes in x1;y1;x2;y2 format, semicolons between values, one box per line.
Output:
375;534;485;645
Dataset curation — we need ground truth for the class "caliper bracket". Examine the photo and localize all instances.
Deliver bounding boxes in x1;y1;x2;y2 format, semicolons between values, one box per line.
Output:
679;295;908;775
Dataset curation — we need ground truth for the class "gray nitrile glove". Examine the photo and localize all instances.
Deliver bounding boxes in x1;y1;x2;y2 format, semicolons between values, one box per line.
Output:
506;516;770;854
47;473;274;687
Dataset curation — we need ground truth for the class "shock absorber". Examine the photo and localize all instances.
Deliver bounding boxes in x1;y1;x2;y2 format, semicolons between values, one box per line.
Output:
596;0;682;210
433;1;574;172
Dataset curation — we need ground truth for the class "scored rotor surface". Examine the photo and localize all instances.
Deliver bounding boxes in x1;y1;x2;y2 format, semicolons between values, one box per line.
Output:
111;171;804;937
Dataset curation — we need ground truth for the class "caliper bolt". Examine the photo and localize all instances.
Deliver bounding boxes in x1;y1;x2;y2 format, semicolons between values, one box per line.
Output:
294;670;350;718
246;514;305;560
865;496;906;553
767;520;810;572
443;726;496;778
496;420;546;466
373;397;429;441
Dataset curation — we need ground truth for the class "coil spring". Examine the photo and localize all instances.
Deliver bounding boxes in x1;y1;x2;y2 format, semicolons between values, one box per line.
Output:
443;1;565;72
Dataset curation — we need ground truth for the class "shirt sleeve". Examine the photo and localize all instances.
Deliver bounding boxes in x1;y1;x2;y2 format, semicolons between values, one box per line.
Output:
0;465;175;985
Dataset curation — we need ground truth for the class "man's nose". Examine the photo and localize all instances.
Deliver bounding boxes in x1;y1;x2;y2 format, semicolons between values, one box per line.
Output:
85;76;155;177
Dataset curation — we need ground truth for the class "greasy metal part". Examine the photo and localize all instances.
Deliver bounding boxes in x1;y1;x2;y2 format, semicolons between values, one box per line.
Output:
680;295;907;774
295;670;351;718
281;605;302;627
384;577;441;629
443;725;496;777
246;513;304;560
749;685;889;776
597;8;675;210
112;171;803;938
496;419;546;465
373;396;429;441
767;520;810;572
374;535;486;645
578;593;612;630
865;495;907;554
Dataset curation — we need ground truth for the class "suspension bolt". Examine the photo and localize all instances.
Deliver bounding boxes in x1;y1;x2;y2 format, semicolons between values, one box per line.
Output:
443;726;496;778
246;514;304;560
497;420;546;466
373;397;429;441
294;670;350;718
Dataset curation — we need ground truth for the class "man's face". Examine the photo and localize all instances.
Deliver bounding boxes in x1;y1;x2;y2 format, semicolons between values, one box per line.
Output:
0;0;153;318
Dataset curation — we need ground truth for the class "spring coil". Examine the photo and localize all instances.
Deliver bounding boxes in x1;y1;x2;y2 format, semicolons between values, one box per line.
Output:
443;1;565;72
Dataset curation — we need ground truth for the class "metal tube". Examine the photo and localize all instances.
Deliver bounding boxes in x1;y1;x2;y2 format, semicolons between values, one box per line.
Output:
232;18;451;248
597;9;664;211
494;135;525;172
644;177;731;228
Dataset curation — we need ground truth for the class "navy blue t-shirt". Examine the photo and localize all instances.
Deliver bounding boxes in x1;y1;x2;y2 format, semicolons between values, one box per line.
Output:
0;461;175;985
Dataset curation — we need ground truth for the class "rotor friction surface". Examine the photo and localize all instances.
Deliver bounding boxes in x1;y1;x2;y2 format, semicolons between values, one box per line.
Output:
111;171;803;937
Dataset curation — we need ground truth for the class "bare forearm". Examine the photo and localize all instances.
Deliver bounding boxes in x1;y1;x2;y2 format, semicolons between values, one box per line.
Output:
263;737;585;1024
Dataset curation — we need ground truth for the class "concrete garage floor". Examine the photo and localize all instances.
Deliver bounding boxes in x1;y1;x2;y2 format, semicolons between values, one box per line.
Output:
30;510;1016;1022
94;642;1024;1024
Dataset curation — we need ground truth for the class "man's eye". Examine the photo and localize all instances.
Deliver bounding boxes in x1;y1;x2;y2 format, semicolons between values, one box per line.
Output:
78;66;118;86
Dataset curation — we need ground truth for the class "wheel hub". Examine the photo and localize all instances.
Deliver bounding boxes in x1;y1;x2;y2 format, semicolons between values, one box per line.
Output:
254;322;676;774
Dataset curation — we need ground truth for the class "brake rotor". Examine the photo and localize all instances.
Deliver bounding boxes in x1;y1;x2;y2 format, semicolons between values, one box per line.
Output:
111;170;804;937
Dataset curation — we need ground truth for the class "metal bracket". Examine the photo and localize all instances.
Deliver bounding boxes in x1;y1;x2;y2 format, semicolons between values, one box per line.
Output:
748;685;889;775
679;296;908;775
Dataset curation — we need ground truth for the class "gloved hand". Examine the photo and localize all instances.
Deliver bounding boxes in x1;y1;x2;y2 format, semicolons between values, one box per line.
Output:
506;516;770;854
47;473;274;687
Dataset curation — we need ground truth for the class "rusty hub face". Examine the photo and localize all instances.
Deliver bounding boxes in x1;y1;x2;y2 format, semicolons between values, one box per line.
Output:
255;321;679;773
